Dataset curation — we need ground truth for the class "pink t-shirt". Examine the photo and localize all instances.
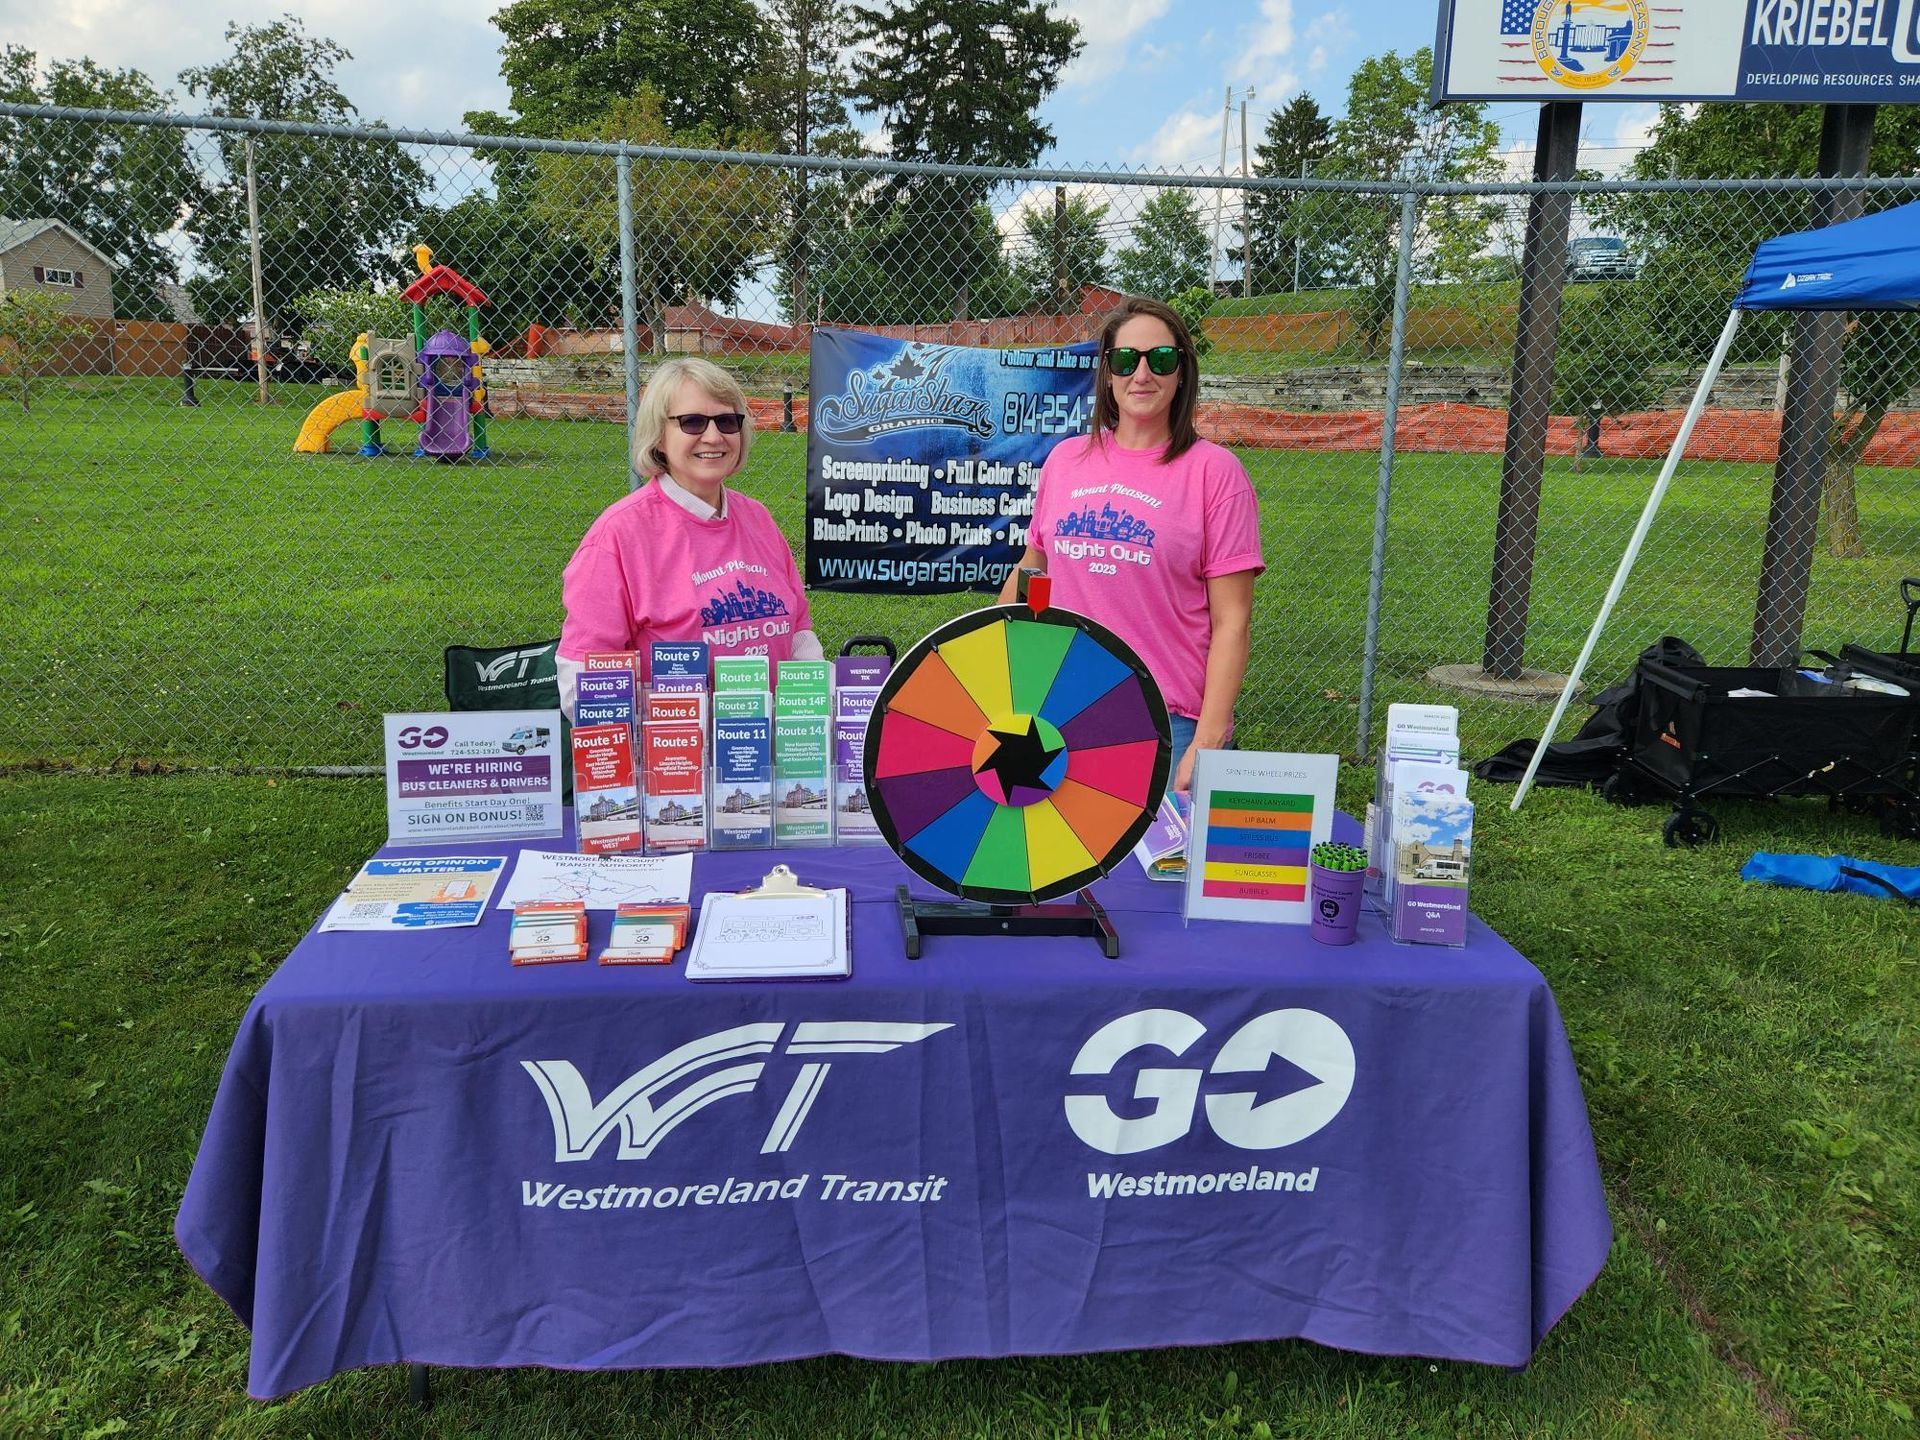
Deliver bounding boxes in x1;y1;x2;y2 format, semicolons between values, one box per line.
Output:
1027;435;1263;719
559;480;813;682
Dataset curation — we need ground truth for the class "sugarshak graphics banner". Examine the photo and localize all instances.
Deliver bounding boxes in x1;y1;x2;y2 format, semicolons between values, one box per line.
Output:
806;328;1098;594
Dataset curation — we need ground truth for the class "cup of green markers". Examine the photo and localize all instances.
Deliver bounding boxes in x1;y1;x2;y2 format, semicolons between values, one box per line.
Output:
1307;841;1367;946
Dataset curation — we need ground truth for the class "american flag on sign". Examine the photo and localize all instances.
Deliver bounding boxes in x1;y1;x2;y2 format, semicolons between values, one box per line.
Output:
1501;0;1536;33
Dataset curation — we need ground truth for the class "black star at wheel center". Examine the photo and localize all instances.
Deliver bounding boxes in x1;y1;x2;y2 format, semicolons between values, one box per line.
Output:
974;717;1063;795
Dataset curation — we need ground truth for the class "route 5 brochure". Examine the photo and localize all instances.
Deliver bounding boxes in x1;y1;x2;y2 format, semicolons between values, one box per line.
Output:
320;855;507;932
643;719;709;852
571;723;642;854
383;710;563;847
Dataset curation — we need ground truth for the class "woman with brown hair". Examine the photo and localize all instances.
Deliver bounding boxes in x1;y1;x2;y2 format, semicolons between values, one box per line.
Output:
997;296;1264;792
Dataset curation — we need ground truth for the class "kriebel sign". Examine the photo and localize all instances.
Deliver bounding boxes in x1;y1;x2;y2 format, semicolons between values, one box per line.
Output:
1435;0;1920;102
806;327;1097;594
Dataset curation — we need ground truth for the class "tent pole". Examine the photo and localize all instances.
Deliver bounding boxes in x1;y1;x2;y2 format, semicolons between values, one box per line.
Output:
1510;307;1745;812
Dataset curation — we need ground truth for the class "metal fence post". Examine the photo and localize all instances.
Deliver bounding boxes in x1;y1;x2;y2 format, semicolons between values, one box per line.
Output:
616;145;641;491
1355;192;1419;763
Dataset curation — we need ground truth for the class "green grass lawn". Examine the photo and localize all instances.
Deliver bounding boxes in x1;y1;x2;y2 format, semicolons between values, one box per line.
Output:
9;374;1915;770
2;770;1916;1436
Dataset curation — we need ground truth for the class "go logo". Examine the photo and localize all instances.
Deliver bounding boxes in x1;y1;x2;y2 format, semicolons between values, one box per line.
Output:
1064;1008;1355;1156
396;724;450;750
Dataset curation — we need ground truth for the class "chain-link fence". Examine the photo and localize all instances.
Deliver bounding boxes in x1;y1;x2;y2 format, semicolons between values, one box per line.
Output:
5;103;1918;769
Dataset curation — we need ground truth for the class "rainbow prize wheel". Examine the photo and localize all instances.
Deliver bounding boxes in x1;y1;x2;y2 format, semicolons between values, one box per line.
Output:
865;604;1171;917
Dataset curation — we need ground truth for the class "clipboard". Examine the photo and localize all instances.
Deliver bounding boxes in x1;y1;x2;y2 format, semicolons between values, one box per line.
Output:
685;866;852;981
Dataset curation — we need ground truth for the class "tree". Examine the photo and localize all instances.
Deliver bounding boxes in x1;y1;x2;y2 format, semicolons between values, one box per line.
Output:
1169;286;1214;358
1552;300;1660;468
0;291;79;412
1603;102;1920;557
1115;190;1211;300
1310;48;1501;355
748;0;860;325
848;0;1081;318
1012;192;1110;312
180;19;426;340
1235;93;1333;295
530;89;781;348
0;48;199;320
487;0;765;137
412;193;618;337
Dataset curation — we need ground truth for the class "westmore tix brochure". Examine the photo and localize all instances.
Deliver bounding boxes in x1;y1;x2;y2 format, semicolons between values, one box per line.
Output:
1365;704;1459;896
711;715;774;850
383;710;563;846
571;722;643;854
834;655;892;689
832;686;883;844
646;689;708;730
643;719;709;852
320;855;507;931
773;714;833;845
1131;791;1192;881
714;655;770;692
1384;763;1472;946
574;667;635;727
650;641;710;691
1182;750;1337;926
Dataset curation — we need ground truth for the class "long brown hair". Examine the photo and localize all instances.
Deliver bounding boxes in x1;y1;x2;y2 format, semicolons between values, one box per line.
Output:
1091;296;1201;462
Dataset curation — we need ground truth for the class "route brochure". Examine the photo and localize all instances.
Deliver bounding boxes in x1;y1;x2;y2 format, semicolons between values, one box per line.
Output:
571;722;643;854
383;710;564;847
773;663;833;844
712;714;774;850
833;680;883;844
320;855;507;932
1182;751;1337;925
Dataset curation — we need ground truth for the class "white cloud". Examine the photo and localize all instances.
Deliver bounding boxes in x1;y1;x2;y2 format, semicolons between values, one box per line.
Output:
1059;0;1172;89
2;0;512;131
1131;105;1222;171
1230;0;1293;85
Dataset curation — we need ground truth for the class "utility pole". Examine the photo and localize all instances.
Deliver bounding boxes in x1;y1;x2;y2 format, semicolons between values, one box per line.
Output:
1239;88;1255;299
245;135;270;406
1211;86;1230;294
1053;184;1069;313
1294;157;1307;293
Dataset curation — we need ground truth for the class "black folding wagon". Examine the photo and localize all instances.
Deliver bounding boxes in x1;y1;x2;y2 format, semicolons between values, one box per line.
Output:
1602;648;1920;847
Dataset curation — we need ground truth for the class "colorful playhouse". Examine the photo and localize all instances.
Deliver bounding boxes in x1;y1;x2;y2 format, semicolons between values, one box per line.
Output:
293;246;492;460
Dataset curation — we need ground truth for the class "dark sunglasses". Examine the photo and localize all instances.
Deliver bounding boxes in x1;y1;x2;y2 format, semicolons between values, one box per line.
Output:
669;412;745;436
1105;345;1182;377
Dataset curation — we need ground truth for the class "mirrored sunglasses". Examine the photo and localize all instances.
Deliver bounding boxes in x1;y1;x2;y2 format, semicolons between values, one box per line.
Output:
1105;345;1181;377
669;412;745;436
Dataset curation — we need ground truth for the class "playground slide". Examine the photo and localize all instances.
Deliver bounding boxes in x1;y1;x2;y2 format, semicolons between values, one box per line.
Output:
294;389;366;454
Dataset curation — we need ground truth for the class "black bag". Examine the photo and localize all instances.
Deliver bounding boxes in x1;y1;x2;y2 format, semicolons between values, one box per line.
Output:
1473;637;1705;788
443;638;572;800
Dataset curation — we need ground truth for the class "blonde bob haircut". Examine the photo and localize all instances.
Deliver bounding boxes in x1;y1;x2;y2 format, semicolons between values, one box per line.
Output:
630;356;754;480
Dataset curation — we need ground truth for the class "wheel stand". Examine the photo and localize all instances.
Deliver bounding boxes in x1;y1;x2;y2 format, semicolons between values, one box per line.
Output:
895;885;1119;958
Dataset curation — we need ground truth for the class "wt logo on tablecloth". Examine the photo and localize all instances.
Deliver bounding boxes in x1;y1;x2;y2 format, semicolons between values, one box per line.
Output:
1064;1008;1355;1155
522;1021;954;1162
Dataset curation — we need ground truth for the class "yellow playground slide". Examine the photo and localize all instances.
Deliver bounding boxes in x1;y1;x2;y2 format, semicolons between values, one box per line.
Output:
293;389;366;454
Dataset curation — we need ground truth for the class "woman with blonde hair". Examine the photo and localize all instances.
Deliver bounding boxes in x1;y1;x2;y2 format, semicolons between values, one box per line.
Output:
559;357;822;711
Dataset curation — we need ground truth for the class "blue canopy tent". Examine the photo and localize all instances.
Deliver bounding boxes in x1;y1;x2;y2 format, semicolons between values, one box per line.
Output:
1514;198;1920;808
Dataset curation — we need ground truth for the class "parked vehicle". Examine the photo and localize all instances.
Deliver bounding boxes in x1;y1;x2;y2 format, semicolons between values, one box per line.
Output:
1568;236;1639;282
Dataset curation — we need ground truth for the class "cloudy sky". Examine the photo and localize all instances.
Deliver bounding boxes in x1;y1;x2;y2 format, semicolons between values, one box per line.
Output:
1;0;1660;176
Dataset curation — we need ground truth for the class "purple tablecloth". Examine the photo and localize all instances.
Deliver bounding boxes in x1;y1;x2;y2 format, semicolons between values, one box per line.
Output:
177;817;1611;1399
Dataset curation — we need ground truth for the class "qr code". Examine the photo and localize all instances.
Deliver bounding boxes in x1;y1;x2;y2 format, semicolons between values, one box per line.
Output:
346;902;385;919
524;804;546;823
